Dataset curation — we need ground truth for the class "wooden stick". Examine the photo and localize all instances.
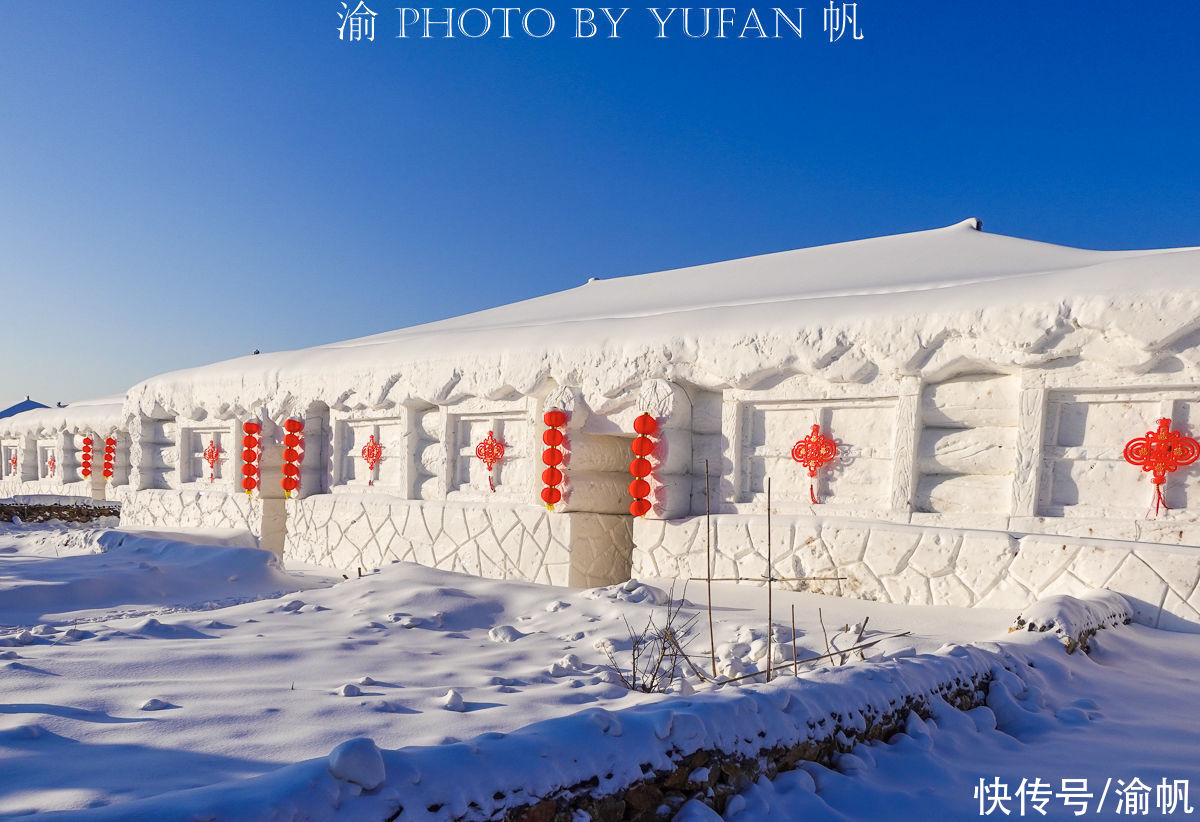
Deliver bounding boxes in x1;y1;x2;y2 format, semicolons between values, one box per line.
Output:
841;616;870;666
766;477;772;683
818;607;832;664
705;459;716;680
664;627;710;682
688;576;846;583
791;604;798;677
718;632;911;685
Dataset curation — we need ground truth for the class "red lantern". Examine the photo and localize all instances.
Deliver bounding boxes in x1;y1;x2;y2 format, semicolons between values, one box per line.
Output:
102;437;117;481
80;435;94;479
281;419;304;497
361;434;383;485
241;423;260;496
792;424;837;504
627;414;657;517
475;431;505;493
633;414;658;436
1124;418;1200;516
541;409;568;509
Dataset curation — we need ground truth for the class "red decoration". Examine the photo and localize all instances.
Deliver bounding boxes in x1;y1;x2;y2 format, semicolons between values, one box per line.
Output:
628;413;657;517
202;439;222;483
281;419;304;497
46;453;56;479
1123;418;1200;516
475;430;505;493
102;437;116;481
240;421;261;496
8;453;15;477
80;436;93;479
633;414;658;436
792;424;837;504
361;433;382;485
541;410;568;509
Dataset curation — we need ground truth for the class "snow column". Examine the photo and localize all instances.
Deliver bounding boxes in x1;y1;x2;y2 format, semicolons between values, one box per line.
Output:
637;379;692;521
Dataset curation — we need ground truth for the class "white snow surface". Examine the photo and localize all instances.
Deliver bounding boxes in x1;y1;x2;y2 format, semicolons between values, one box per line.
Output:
1;523;1197;820
123;220;1200;418
0;395;125;438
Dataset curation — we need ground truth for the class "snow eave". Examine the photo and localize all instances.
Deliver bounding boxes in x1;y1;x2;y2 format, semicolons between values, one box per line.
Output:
124;223;1200;420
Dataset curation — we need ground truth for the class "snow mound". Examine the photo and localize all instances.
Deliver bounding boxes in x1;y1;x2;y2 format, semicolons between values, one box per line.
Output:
488;625;526;643
326;737;386;791
0;529;317;627
1010;591;1132;653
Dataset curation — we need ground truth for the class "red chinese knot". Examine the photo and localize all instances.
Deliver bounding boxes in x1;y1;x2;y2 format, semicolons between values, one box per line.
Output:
792;424;837;504
361;434;383;486
476;431;505;492
46;453;56;479
1123;418;1199;516
202;439;222;483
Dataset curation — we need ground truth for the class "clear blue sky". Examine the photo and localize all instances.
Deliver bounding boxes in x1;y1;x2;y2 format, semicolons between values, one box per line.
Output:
3;2;1198;405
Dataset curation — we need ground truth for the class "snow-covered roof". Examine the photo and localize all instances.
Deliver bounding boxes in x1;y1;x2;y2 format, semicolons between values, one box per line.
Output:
127;219;1200;419
0;395;127;438
0;398;49;419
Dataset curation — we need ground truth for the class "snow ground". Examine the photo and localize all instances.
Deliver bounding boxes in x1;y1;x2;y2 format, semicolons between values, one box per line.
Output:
1;521;1197;820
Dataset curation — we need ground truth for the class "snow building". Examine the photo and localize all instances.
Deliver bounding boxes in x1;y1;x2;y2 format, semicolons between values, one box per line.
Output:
103;218;1200;628
0;396;130;500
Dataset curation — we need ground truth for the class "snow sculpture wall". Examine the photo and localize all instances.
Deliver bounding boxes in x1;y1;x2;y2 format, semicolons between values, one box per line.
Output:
119;488;262;538
284;495;632;587
632;515;1200;631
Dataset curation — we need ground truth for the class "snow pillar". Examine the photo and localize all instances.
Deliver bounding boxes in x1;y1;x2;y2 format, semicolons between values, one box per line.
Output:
638;379;693;521
257;420;287;557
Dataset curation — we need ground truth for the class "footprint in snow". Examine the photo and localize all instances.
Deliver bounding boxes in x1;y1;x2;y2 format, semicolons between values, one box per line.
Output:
545;600;571;612
280;600;305;612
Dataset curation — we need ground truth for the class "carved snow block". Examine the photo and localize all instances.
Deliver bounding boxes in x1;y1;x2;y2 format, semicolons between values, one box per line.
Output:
916;427;1017;476
915;474;1013;514
921;374;1019;428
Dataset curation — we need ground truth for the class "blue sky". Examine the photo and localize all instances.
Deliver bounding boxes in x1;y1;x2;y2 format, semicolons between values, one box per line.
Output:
3;2;1199;404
